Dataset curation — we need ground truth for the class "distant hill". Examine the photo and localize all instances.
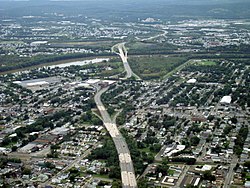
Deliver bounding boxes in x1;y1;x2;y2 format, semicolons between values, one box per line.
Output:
0;0;250;21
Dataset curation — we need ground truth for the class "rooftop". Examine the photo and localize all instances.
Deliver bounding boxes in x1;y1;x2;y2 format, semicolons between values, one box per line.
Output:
220;96;232;104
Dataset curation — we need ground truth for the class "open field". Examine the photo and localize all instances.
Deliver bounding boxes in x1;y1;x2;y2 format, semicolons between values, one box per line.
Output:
194;60;217;66
0;41;24;44
51;40;118;49
246;173;250;181
93;61;125;78
126;41;178;55
128;55;187;80
127;42;156;50
54;41;114;45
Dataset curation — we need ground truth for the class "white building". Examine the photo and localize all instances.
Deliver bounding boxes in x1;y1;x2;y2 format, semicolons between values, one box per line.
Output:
220;96;232;104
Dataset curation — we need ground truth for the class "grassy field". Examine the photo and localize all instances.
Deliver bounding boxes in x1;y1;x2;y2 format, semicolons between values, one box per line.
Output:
0;41;24;44
168;169;175;176
193;60;217;66
94;61;124;78
127;42;156;50
246;173;250;181
0;56;116;75
51;40;118;49
128;55;187;80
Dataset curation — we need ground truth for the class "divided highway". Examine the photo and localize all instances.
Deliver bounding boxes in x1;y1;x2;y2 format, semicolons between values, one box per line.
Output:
112;43;141;80
94;87;137;188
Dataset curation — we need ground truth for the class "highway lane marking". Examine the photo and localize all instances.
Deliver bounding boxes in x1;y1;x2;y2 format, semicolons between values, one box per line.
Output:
128;172;137;187
124;153;132;163
119;154;126;163
97;105;105;111
119;153;132;163
121;171;129;186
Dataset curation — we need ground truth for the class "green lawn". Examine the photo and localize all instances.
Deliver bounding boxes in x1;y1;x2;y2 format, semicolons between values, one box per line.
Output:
168;169;175;176
129;55;187;80
96;62;124;78
139;147;151;153
139;147;158;156
51;40;117;49
194;60;217;66
127;42;155;50
93;174;110;179
246;173;250;181
0;41;24;44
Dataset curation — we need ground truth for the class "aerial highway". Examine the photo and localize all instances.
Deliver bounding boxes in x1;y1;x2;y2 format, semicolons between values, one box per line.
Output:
112;43;141;80
94;87;137;188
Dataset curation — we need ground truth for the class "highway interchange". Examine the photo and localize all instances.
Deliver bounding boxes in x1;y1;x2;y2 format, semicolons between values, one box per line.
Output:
112;43;141;80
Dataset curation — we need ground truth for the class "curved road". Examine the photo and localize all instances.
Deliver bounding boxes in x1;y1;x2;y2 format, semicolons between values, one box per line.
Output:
140;30;168;42
94;87;137;188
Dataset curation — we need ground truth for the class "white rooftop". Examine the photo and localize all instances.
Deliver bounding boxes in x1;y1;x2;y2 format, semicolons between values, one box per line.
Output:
78;83;91;88
201;165;212;171
50;127;69;135
187;78;197;84
104;186;112;188
0;147;8;152
26;81;49;86
220;96;232;104
167;178;175;183
30;41;48;46
9;133;17;138
103;80;116;85
86;79;101;84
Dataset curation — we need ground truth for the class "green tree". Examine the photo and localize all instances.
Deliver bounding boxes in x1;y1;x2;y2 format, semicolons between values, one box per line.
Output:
22;167;32;175
231;117;238;124
109;166;121;179
203;171;216;181
11;146;18;152
156;160;169;176
244;161;250;169
207;115;214;122
107;106;115;115
190;136;200;146
44;162;55;169
149;144;162;153
137;178;149;188
92;116;102;125
112;180;122;188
